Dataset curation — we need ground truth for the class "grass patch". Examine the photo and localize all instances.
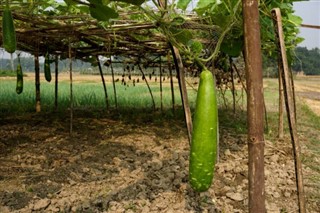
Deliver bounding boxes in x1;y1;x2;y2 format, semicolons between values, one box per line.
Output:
0;78;197;116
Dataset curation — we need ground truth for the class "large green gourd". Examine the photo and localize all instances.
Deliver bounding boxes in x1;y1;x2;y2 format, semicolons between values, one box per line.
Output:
44;52;52;82
189;69;218;192
16;63;23;94
2;7;16;54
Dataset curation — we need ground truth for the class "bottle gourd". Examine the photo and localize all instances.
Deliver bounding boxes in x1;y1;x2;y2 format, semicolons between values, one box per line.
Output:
44;52;52;82
16;63;23;94
2;6;16;53
189;69;218;192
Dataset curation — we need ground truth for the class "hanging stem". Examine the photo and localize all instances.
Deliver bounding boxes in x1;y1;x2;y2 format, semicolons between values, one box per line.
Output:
137;63;156;111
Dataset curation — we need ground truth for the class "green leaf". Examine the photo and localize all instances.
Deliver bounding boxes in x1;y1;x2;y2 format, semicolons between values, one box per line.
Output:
220;39;243;57
88;0;103;4
89;4;118;21
288;14;303;26
110;0;145;6
170;16;185;26
187;40;203;56
169;28;193;45
177;0;192;10
295;37;304;44
64;0;77;5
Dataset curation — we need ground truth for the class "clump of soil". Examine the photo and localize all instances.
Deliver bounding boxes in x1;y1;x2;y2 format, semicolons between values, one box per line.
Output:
0;111;319;212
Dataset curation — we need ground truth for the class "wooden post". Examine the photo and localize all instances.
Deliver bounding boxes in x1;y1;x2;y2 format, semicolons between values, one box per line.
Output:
272;8;306;213
159;56;163;112
167;51;175;113
69;43;73;136
96;55;109;109
54;55;59;111
277;57;284;139
242;0;266;212
34;51;41;113
170;44;193;145
109;57;118;109
229;58;236;115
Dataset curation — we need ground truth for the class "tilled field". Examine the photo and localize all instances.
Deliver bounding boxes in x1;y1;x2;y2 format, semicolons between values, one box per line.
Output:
0;110;319;212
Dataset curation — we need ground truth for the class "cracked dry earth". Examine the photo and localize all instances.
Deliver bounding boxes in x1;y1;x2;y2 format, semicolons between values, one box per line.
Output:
0;110;319;213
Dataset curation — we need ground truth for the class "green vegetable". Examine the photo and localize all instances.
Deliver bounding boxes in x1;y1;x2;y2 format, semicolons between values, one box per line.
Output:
44;52;51;82
2;7;16;53
16;63;23;94
189;69;218;192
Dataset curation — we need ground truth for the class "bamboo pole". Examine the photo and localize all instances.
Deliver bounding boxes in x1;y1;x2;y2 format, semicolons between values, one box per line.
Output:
109;57;118;109
272;8;306;213
159;56;163;112
170;45;193;145
229;58;236;115
54;55;59;111
96;55;109;109
277;56;284;140
167;52;175;114
69;43;73;136
34;51;41;113
242;0;266;212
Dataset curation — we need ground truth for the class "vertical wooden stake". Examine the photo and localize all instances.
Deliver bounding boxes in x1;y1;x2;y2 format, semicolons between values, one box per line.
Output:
69;43;73;136
96;55;109;109
159;56;163;112
242;0;266;212
110;57;118;109
277;57;284;140
170;44;193;145
272;8;306;213
54;55;59;111
229;58;236;115
34;51;41;113
167;51;175;114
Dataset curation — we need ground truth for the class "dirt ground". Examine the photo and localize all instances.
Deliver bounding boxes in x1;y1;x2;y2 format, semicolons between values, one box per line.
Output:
294;76;320;116
0;75;319;212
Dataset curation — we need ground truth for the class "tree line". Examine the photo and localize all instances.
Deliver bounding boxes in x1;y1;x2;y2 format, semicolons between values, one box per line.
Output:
291;47;320;75
263;47;320;76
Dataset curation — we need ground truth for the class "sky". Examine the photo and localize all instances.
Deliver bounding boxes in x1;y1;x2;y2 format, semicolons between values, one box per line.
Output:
293;0;320;49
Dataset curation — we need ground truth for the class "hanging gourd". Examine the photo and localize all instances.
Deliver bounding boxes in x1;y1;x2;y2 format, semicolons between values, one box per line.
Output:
44;51;52;82
189;69;218;192
16;58;23;94
2;1;16;54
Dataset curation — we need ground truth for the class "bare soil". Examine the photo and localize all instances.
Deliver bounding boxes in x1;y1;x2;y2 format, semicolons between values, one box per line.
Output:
294;76;320;116
0;75;319;212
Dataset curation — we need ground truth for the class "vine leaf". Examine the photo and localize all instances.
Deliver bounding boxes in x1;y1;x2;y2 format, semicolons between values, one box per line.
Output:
89;4;118;21
221;39;243;57
287;14;303;26
187;40;203;56
111;0;145;6
170;16;186;26
177;0;192;10
169;28;193;46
